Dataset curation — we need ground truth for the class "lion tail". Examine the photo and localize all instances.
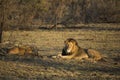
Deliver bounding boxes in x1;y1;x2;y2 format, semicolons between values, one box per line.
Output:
99;54;113;63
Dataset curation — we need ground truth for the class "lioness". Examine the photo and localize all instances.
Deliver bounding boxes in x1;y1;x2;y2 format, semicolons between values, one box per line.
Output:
8;46;33;55
55;38;102;62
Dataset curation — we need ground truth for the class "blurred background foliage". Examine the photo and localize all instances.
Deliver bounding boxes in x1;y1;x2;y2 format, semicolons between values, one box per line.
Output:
0;0;120;30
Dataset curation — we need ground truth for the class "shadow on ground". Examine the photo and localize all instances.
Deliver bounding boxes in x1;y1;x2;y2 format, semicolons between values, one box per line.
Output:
1;55;120;76
39;26;120;31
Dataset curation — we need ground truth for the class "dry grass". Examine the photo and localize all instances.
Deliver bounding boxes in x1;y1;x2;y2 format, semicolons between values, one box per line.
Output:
0;24;120;80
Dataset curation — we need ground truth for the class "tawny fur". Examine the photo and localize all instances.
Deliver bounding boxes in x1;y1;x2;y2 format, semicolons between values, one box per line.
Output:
8;46;33;55
54;38;102;62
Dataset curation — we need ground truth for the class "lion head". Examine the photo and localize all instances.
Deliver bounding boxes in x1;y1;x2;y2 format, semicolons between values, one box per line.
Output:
63;38;78;54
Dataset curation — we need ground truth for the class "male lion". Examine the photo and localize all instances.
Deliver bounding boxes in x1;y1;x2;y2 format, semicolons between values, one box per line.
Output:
55;38;102;62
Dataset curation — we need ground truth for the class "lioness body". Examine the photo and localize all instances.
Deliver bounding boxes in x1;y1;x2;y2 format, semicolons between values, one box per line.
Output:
57;38;102;61
8;46;33;55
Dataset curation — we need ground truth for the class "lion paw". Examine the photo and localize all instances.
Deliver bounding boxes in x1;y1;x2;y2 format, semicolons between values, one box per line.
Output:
52;53;62;59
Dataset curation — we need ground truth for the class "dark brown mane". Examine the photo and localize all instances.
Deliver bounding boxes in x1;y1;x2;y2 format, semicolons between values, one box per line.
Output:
66;38;78;46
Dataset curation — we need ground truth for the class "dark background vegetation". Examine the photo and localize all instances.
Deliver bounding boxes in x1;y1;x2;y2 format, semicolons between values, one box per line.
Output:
0;0;120;42
0;0;120;30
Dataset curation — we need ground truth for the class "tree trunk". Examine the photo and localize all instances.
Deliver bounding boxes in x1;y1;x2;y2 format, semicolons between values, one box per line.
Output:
0;22;3;43
0;0;5;43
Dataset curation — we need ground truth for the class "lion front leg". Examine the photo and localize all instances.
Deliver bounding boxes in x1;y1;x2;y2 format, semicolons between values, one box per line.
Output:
60;55;74;59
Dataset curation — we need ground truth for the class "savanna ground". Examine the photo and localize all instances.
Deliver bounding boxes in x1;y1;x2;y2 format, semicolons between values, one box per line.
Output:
0;24;120;80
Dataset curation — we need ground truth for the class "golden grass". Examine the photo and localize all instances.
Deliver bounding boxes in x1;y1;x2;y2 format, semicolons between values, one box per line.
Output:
2;29;120;55
0;24;120;80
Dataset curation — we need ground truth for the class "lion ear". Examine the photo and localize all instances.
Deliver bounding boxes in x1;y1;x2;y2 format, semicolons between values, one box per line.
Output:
64;41;66;44
75;42;78;45
71;40;77;45
73;40;78;45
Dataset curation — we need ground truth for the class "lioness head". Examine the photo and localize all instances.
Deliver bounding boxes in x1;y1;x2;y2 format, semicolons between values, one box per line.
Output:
64;38;78;54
